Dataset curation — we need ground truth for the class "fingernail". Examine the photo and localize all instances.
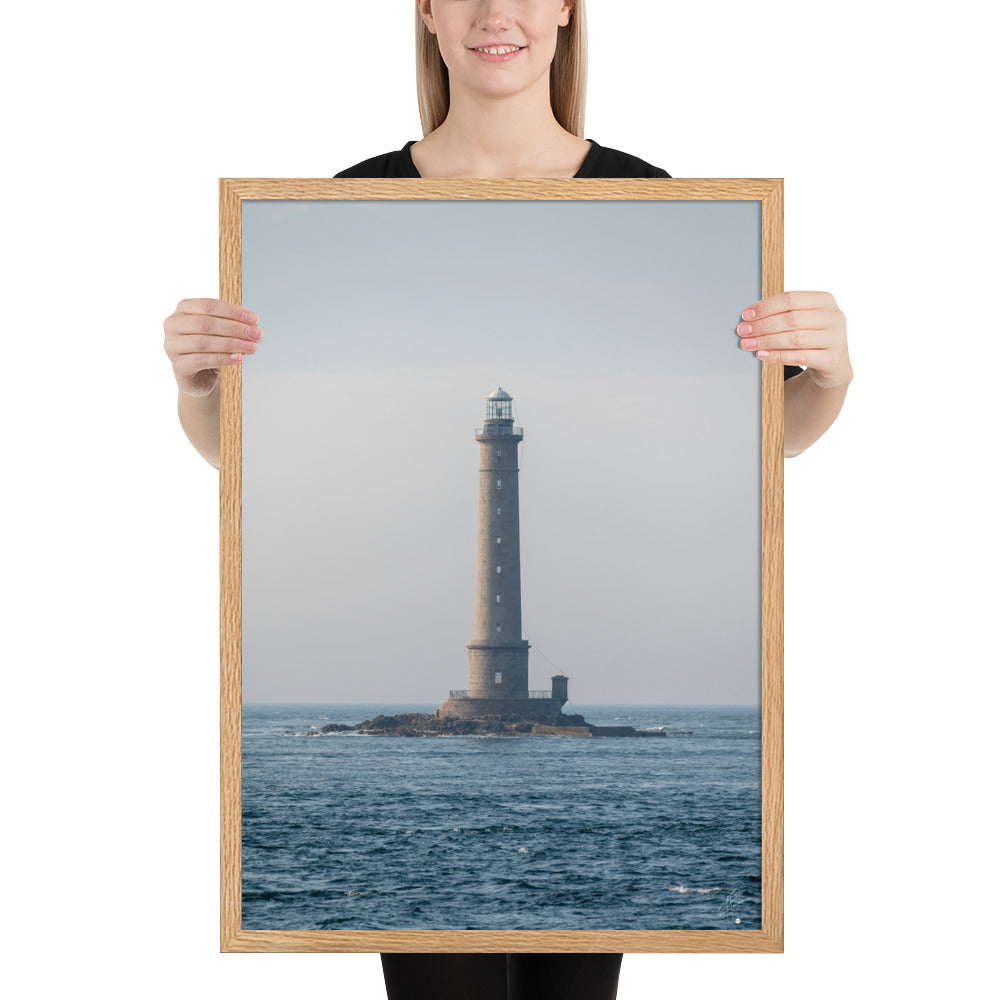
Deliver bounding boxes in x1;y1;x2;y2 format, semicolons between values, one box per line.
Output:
737;323;752;335
242;341;257;352
248;326;262;340
229;353;243;362
741;338;756;349
743;308;756;320
756;350;770;359
242;310;257;324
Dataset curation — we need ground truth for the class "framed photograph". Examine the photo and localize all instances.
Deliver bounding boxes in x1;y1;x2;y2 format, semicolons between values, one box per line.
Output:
219;178;784;953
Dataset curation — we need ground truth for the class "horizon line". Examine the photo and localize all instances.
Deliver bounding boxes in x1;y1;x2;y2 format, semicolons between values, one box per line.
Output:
243;700;762;708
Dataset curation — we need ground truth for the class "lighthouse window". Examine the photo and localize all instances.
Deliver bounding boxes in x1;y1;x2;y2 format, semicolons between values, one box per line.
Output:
496;479;502;490
496;448;502;457
494;672;502;685
496;625;502;632
496;595;501;603
496;566;502;574
496;507;501;515
496;537;501;545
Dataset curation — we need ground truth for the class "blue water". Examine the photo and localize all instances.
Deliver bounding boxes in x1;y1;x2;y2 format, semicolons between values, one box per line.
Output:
242;704;761;930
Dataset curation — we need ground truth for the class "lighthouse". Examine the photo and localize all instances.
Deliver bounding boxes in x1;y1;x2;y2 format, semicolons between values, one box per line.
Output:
437;388;568;723
467;387;530;699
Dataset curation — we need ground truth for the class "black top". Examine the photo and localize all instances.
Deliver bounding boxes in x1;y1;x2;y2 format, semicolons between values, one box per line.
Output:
334;138;671;179
335;140;800;381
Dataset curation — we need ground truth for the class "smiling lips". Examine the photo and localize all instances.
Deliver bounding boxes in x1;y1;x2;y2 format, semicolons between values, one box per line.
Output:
470;44;525;62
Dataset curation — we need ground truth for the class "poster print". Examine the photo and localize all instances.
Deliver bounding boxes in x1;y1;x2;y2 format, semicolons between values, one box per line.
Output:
220;178;784;953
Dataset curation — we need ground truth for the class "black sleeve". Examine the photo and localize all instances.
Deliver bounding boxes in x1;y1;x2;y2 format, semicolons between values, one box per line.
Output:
783;366;803;380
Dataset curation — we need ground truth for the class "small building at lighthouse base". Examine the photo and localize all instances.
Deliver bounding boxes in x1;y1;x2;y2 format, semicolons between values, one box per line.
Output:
436;673;570;725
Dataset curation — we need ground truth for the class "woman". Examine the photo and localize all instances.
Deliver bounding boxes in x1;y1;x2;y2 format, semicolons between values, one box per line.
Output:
164;3;851;997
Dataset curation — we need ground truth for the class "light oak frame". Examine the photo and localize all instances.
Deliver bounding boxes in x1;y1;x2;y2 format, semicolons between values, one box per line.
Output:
219;178;784;954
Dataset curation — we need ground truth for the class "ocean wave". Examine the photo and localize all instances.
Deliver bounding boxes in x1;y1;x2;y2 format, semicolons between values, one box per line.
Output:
668;886;722;894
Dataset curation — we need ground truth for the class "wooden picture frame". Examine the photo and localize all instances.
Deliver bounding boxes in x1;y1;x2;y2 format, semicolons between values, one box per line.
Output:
220;178;784;954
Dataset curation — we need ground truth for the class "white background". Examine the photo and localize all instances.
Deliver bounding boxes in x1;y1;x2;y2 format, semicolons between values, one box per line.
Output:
4;1;995;996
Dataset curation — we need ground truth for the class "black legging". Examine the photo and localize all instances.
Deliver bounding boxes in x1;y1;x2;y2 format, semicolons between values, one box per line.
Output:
381;953;624;1000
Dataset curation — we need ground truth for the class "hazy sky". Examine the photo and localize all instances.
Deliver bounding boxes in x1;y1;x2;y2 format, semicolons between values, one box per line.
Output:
242;198;762;705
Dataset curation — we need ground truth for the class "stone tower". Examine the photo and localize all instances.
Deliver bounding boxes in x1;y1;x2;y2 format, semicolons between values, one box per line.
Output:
436;388;568;723
467;387;530;699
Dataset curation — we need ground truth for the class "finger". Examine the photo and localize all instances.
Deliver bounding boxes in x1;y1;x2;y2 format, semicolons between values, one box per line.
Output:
165;311;261;340
164;315;258;350
741;291;836;321
164;320;261;354
739;329;834;353
752;348;827;368
737;306;839;340
175;297;258;325
166;337;259;363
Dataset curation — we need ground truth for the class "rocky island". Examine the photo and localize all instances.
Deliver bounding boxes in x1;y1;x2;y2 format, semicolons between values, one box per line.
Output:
307;712;692;739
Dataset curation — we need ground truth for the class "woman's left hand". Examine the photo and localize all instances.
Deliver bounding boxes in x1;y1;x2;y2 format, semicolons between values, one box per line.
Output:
737;290;852;389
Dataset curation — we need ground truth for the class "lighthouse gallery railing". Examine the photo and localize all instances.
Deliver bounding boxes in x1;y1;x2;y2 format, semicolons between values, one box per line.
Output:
475;425;523;437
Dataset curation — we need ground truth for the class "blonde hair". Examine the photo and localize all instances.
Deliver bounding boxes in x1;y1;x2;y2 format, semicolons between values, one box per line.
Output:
415;1;588;137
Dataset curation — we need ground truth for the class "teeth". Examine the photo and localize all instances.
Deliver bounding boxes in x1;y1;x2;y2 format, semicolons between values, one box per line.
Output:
478;46;521;55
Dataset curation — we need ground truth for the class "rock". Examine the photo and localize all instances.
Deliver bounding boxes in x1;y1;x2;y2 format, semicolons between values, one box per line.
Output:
308;709;681;738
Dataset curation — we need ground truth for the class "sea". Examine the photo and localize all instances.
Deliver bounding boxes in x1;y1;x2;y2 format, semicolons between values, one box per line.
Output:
242;704;761;931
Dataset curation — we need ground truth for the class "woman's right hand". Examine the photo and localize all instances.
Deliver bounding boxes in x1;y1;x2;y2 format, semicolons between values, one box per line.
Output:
163;298;262;398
